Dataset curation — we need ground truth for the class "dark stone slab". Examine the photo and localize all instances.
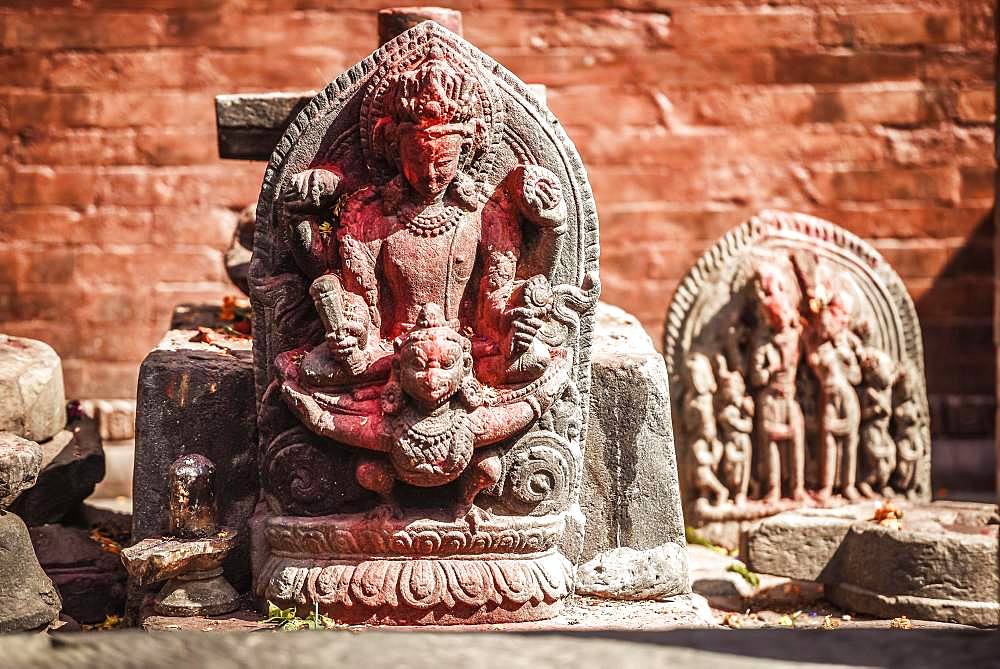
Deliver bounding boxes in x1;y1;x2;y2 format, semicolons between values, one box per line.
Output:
0;512;60;632
10;415;104;526
29;524;126;625
215;92;312;160
132;330;257;593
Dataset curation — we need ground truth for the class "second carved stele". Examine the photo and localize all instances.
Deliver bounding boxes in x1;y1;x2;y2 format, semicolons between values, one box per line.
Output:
664;211;930;529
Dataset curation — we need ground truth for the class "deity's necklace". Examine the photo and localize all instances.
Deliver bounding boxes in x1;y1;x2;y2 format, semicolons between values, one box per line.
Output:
390;405;475;479
398;200;464;237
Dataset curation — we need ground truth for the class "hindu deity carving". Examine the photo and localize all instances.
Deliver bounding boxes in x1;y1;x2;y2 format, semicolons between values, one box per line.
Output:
682;353;728;506
249;23;598;624
664;211;930;533
715;357;753;505
891;363;927;499
748;259;806;503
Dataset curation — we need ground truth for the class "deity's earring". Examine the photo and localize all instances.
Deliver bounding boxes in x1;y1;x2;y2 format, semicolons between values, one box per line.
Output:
459;374;483;410
451;172;477;210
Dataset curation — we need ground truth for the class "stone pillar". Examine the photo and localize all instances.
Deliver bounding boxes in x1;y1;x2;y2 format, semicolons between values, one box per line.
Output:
377;7;462;44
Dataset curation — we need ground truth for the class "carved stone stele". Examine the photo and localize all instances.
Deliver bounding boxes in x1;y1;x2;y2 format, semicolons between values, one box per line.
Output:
664;211;930;534
249;22;599;624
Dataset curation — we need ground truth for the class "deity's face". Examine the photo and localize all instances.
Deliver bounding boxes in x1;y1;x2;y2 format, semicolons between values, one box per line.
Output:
755;265;798;331
398;332;469;407
398;124;464;202
722;373;745;401
688;355;716;395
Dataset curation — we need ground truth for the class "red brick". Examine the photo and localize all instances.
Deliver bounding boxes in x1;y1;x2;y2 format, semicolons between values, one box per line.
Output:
953;126;995;166
153;207;240;247
547;86;665;127
956;87;995;123
1;207;81;244
74;323;165;363
76;285;156;325
493;48;774;88
467;10;672;50
74;247;224;287
670;86;816;127
883;127;958;167
62;359;141;400
671;8;816;49
12;128;140;166
135;128;219;165
572;125;884;168
813;166;961;205
7;92;216;131
17;248;77;287
909;276;994;320
774;51;919;84
198;49;354;91
873;239;984;280
599;206;753;245
3;12;168;49
163;10;371;51
960;166;995;201
960;0;995;51
819;9;961;47
48;51;204;91
11;165;261;207
0;53;50;88
923;53;995;83
812;83;930;125
805;205;991;240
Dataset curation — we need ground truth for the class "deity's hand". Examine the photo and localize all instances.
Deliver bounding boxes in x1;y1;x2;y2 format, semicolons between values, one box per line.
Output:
509;276;554;355
511;165;567;233
284;168;341;211
326;321;369;375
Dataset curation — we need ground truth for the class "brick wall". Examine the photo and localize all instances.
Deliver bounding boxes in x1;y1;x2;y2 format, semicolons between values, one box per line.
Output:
0;2;995;425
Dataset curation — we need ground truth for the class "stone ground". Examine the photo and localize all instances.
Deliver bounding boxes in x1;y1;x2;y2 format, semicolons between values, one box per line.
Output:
6;626;999;669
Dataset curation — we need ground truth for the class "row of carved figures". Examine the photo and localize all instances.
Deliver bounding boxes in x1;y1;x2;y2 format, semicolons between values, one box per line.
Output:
682;264;928;509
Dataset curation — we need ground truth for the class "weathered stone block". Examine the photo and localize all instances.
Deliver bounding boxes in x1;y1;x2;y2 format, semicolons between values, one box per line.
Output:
0;335;66;443
578;303;689;599
742;507;857;582
132;330;257;591
744;501;999;626
575;543;688;601
0;432;42;509
10;415;104;526
0;512;61;632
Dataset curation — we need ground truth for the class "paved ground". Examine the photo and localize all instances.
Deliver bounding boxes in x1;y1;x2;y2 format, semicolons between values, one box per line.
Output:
7;626;1000;669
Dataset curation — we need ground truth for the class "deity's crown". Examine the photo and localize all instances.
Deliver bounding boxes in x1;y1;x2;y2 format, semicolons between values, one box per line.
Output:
396;51;474;125
397;303;470;351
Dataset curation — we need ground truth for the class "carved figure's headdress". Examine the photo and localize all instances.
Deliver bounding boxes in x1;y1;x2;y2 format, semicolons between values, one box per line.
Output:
360;34;503;207
395;303;471;353
395;53;475;126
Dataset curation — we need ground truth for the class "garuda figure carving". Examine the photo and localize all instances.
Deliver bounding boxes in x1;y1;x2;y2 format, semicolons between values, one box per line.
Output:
250;23;599;625
664;211;930;536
